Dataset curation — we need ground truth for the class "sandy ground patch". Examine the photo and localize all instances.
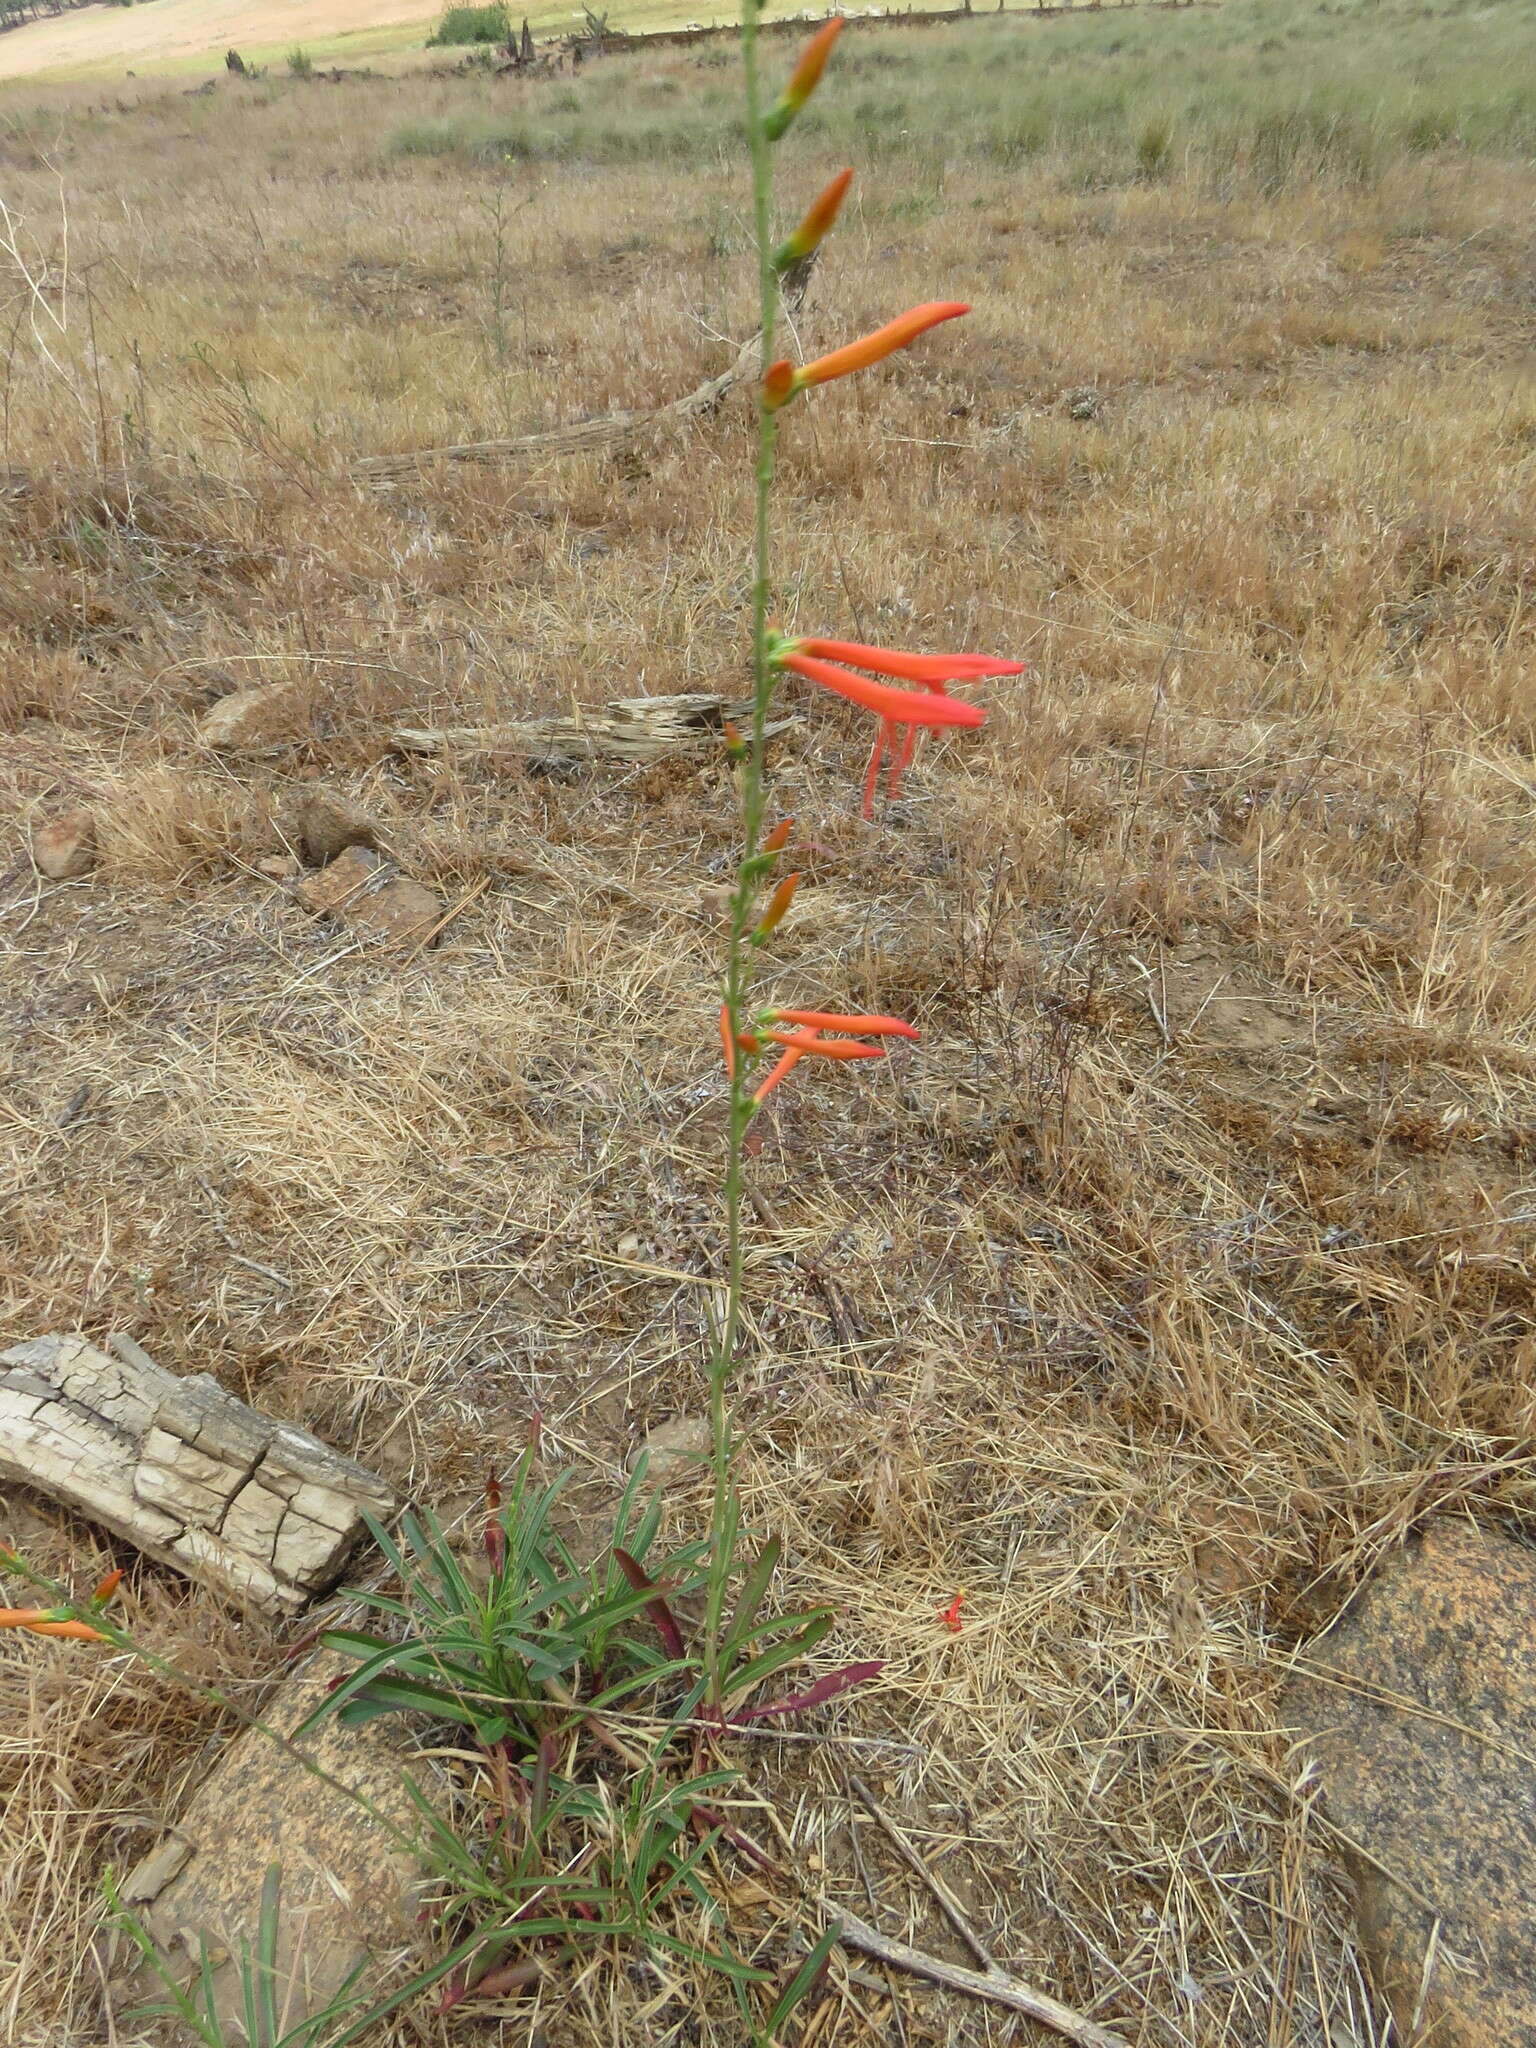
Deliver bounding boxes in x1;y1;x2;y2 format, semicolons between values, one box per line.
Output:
0;0;434;79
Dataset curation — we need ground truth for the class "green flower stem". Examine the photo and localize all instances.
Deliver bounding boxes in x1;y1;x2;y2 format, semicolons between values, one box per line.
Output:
705;0;782;1701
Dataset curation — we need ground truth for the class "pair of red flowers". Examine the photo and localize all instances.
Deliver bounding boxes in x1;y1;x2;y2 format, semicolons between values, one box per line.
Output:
770;634;1025;819
720;1004;918;1104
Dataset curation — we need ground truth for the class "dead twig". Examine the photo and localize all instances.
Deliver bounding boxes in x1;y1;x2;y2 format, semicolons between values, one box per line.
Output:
354;263;818;483
397;874;491;968
391;692;793;769
824;1902;1134;2048
355;327;764;483
844;1771;996;1974
748;1186;863;1359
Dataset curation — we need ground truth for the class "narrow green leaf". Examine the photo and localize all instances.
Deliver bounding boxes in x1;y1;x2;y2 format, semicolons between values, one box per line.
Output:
724;1536;781;1651
640;1924;772;1984
723;1614;834;1703
723;1602;834;1658
764;1925;840;2041
253;1865;282;2043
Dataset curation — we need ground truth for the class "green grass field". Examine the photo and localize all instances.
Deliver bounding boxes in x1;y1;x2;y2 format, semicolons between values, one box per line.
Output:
381;0;1536;183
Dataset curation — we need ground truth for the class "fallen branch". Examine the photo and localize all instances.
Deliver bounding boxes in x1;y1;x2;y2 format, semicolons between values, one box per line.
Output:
844;1771;995;1973
353;261;817;484
748;1185;863;1359
826;1902;1134;2048
354;329;762;484
392;691;794;767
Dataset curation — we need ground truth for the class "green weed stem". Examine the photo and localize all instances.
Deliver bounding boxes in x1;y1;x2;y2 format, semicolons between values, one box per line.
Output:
705;0;781;1700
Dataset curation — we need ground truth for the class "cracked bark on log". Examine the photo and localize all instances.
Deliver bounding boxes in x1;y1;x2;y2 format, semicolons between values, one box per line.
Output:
390;689;794;765
0;1334;395;1616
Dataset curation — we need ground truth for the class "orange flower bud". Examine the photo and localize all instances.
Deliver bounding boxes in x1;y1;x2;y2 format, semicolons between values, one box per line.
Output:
719;1002;738;1081
754;871;802;939
764;19;844;142
772;168;854;272
762;817;795;854
91;1569;124;1605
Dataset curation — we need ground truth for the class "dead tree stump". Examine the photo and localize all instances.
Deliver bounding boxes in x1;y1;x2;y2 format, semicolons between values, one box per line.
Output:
0;1334;394;1616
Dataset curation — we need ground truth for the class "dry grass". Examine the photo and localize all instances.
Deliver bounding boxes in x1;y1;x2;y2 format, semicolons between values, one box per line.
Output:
3;2;1536;2041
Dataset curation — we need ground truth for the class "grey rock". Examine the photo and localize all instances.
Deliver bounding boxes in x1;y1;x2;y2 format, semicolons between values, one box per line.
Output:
1286;1521;1536;2048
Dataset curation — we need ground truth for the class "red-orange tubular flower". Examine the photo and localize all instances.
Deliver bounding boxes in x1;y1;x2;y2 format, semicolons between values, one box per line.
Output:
748;1008;918;1105
765;1029;886;1060
771;1009;919;1040
774;635;1017;815
793;639;1025;685
763;18;844;141
753;1030;817;1104
772;168;854;273
764;302;969;410
0;1608;107;1641
775;651;985;731
762;816;795;854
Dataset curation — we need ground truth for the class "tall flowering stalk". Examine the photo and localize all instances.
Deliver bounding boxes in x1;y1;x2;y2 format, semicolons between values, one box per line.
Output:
706;7;1020;1692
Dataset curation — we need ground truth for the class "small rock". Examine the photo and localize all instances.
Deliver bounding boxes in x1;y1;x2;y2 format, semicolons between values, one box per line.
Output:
32;806;96;880
289;785;383;868
255;855;295;881
295;844;441;950
630;1415;712;1490
199;680;306;755
1285;1521;1536;2048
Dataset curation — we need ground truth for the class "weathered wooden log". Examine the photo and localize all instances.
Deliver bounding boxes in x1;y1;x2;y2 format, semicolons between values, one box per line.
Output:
390;690;793;766
0;1334;394;1616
